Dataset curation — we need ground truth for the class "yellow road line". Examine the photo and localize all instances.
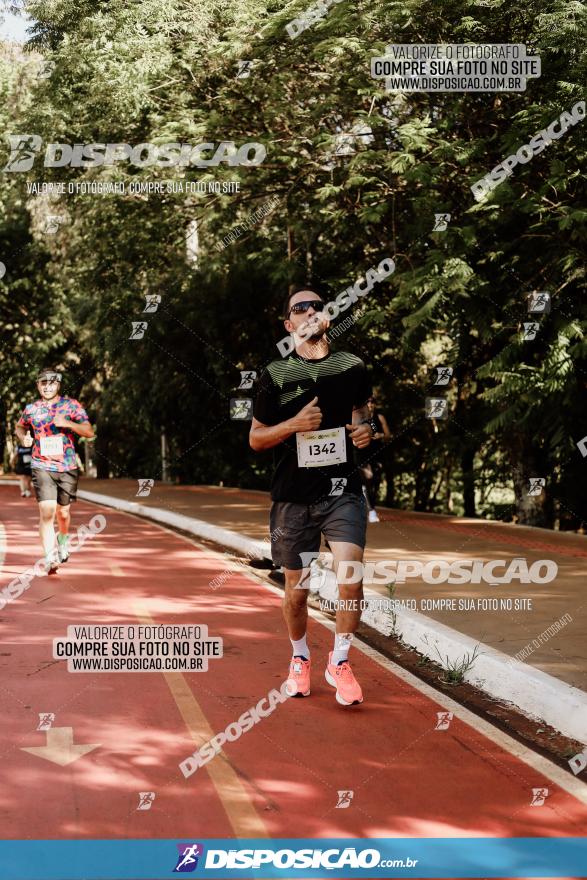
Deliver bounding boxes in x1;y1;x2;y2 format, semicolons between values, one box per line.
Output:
134;603;268;838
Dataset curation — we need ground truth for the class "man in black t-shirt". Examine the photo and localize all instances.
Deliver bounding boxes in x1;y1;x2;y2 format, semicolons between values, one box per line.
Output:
250;286;376;707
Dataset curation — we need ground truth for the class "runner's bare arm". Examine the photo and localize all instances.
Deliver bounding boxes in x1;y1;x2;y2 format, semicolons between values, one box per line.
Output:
15;424;27;444
377;413;391;441
249;397;322;451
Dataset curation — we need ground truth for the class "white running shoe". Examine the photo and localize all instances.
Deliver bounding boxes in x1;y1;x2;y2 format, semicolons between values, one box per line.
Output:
45;549;59;575
368;510;380;523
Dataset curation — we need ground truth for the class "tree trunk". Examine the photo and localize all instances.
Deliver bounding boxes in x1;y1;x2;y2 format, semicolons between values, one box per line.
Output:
0;396;6;473
511;452;554;528
461;447;476;517
414;460;433;511
95;419;110;480
445;464;453;513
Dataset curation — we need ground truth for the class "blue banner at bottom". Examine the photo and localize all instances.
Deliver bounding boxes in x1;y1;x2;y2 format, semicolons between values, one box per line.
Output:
0;838;586;879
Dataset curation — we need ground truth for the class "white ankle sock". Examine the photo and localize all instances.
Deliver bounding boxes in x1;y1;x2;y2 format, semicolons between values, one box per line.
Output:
290;635;309;659
331;633;353;665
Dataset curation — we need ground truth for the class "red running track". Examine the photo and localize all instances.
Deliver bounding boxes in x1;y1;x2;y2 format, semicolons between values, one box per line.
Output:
0;487;586;872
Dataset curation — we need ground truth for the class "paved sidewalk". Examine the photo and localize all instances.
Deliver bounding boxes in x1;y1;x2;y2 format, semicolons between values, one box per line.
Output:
57;478;587;695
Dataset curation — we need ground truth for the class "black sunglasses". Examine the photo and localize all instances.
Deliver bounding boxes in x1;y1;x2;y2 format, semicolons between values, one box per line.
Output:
288;300;325;316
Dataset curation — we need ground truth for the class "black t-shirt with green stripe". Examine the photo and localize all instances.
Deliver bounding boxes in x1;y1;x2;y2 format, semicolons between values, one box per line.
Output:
253;351;372;503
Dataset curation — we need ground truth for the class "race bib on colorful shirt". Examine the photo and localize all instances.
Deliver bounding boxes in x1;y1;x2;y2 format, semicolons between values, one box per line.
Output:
40;435;64;458
296;427;347;468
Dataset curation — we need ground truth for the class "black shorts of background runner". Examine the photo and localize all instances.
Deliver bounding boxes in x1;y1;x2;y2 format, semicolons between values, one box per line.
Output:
270;494;367;570
15;446;32;476
31;468;79;505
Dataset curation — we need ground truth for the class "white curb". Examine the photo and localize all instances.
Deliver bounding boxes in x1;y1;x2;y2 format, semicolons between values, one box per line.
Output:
78;489;587;744
307;565;587;743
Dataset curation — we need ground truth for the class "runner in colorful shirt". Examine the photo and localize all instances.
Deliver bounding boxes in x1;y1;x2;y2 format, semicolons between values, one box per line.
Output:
15;368;94;573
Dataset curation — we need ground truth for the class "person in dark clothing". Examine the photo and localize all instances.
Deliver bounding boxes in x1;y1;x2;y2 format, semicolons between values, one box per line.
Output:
13;444;33;497
357;396;390;522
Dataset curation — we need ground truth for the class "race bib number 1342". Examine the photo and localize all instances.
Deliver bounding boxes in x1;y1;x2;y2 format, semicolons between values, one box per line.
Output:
296;427;346;468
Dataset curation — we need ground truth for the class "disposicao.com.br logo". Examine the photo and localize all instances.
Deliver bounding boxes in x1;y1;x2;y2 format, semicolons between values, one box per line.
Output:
198;845;417;871
3;135;266;172
173;842;204;872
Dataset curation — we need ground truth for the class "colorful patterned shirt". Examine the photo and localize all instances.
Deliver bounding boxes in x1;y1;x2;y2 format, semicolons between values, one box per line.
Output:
17;397;90;473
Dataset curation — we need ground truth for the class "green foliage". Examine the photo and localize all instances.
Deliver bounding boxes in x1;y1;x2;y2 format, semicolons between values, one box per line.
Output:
0;0;585;528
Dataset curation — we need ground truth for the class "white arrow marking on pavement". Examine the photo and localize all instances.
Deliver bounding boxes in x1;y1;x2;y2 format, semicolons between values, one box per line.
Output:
21;727;101;766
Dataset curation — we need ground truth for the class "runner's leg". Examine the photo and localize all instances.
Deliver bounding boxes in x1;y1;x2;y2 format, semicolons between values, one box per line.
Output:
364;464;381;522
283;567;312;695
359;464;374;511
329;541;364;638
272;501;319;696
38;500;58;558
56;502;71;538
366;475;377;509
325;539;363;706
56;501;72;562
283;567;311;641
371;462;382;508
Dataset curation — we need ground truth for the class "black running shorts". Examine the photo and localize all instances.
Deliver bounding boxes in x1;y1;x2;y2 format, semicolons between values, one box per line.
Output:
31;468;79;505
270;493;367;570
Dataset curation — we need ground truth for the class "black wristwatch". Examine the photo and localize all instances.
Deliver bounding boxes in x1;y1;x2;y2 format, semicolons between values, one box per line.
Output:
361;419;378;437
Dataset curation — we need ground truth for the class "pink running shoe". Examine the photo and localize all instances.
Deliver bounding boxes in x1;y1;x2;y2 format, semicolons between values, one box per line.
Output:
285;656;311;697
325;652;363;705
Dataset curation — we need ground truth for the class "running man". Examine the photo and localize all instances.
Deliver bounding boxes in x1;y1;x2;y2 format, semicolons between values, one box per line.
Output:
250;286;376;706
358;396;391;523
15;368;94;573
12;442;33;497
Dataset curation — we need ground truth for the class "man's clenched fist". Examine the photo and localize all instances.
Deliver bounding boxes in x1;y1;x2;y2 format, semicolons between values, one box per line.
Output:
346;423;372;449
290;396;322;432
